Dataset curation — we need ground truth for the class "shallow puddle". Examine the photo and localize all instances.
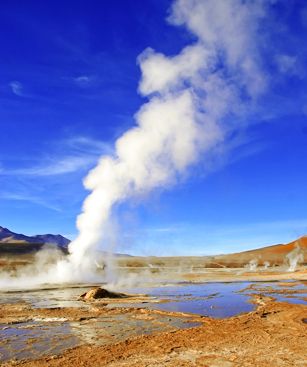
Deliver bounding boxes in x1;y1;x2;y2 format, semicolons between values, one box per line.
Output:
0;302;199;362
0;321;79;361
0;286;92;308
134;282;255;317
0;280;306;362
0;315;199;362
108;281;306;317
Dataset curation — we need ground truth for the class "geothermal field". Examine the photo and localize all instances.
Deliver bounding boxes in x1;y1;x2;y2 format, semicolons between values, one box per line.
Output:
0;236;306;366
1;0;307;366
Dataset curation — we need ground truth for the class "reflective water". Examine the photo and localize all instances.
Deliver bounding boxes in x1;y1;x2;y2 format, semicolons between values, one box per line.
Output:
119;282;254;317
105;281;306;317
0;286;92;308
239;281;307;306
0;280;306;362
0;321;79;361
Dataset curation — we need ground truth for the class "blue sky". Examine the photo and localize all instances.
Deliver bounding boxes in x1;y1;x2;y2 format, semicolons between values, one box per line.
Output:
1;0;307;255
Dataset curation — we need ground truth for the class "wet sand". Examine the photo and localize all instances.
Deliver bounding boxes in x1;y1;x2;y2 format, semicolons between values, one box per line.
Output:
0;271;306;367
1;298;306;367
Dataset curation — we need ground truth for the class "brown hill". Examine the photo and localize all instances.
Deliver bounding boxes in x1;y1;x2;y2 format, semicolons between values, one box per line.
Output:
213;236;307;267
0;225;306;270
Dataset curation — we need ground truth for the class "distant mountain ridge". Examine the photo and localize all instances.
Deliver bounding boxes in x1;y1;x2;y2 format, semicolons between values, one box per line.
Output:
0;226;306;266
0;226;70;248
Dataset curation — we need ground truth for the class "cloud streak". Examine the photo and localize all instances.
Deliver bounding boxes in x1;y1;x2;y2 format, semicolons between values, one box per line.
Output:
9;155;97;176
0;136;112;177
0;192;61;212
276;54;299;75
73;75;94;87
9;81;24;96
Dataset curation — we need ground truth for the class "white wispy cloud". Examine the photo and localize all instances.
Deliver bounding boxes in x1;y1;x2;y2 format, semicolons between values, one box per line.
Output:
73;75;94;87
12;155;96;176
9;81;24;96
0;192;61;212
65;136;114;155
132;225;182;235
0;135;113;177
0;135;114;212
276;54;298;75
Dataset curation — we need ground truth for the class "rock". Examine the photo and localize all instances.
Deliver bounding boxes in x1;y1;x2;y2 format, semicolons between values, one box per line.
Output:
80;287;127;301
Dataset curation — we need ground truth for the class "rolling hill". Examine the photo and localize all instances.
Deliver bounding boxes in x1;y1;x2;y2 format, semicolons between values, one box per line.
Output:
0;225;306;269
0;226;70;255
212;236;307;267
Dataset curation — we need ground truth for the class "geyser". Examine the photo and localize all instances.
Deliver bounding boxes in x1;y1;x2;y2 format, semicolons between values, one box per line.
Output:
67;0;267;275
0;0;269;288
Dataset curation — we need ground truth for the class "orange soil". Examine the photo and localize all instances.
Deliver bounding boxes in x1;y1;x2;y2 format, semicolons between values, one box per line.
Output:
3;299;306;367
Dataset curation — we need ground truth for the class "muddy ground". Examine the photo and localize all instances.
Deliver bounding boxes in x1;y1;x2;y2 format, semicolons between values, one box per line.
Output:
0;274;306;367
1;298;306;367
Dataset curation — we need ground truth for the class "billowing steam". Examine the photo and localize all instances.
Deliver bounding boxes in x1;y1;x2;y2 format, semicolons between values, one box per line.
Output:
0;0;269;287
245;258;258;272
286;243;304;272
68;0;267;272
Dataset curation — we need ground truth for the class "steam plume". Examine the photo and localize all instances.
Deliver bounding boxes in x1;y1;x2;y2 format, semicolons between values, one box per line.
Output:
286;243;304;272
245;258;258;272
67;0;267;274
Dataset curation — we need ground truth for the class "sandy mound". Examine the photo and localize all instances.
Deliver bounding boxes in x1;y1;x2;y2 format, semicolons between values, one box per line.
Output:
80;287;127;301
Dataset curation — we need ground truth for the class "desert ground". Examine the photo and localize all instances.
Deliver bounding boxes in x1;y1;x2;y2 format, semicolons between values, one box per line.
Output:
0;238;306;366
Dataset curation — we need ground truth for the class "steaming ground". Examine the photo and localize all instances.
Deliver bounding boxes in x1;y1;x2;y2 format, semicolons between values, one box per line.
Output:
1;1;306;365
10;0;270;286
0;237;306;291
1;240;306;366
0;278;306;366
0;0;286;288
